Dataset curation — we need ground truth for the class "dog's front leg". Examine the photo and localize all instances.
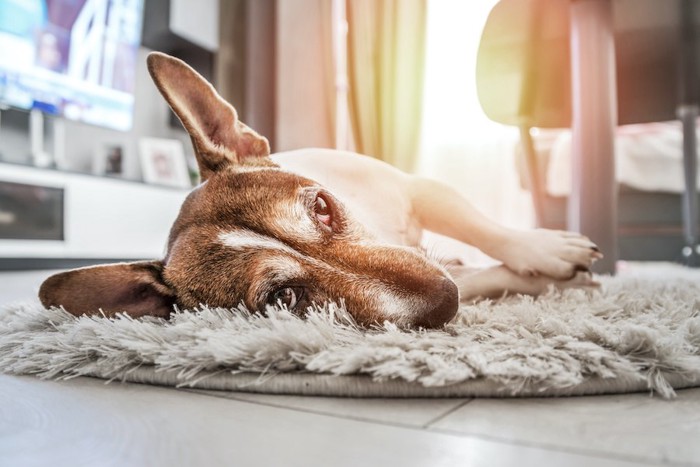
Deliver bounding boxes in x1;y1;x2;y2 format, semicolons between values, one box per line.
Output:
407;176;603;279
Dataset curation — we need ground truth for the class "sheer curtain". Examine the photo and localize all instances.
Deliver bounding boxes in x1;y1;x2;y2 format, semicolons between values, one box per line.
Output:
418;0;535;264
345;0;427;172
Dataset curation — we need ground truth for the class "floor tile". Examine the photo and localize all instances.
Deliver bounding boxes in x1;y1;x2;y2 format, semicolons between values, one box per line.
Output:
190;389;470;428
430;388;700;465
0;375;643;467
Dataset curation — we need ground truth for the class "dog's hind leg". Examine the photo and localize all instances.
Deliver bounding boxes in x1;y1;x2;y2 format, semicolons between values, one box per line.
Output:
447;265;599;302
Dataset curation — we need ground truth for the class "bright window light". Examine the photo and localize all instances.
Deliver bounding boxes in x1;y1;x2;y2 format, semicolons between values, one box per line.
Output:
420;0;507;148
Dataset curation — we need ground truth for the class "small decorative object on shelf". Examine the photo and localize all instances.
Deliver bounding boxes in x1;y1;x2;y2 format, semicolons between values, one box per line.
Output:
138;138;191;188
93;144;124;177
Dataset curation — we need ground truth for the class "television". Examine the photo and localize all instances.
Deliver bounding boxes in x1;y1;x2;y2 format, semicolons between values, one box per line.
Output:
0;0;144;131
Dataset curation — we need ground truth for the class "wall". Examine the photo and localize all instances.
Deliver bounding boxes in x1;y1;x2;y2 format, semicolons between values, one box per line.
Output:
275;0;335;152
170;0;219;51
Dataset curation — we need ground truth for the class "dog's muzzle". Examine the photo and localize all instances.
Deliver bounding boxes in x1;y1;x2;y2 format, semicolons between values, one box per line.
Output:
411;277;459;329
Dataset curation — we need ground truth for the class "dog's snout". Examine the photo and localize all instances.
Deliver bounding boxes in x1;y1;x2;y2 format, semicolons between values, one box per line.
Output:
413;277;459;329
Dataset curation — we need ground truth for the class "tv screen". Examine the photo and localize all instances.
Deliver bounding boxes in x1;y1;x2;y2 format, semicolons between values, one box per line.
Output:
0;0;144;131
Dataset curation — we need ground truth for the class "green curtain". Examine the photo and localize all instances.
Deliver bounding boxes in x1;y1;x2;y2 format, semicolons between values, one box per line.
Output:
346;0;428;172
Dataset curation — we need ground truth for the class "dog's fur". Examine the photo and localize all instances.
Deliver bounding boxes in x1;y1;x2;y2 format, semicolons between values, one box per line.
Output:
38;53;601;329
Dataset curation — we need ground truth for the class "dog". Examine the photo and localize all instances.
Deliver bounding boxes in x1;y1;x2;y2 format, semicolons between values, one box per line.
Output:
38;52;602;329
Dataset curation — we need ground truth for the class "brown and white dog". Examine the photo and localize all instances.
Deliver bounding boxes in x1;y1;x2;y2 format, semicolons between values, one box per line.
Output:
38;52;602;329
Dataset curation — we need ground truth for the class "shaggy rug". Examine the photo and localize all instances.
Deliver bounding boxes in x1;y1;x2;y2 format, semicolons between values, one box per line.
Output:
1;272;699;399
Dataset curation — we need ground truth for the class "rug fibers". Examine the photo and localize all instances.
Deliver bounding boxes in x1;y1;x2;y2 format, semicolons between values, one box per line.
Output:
1;274;699;398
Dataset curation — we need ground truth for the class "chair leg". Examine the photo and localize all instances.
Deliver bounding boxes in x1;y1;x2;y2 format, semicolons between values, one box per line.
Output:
518;125;545;228
678;104;700;267
678;0;700;267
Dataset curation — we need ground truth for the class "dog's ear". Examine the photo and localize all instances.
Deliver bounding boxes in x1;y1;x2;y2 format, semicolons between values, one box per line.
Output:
39;261;176;319
146;52;273;181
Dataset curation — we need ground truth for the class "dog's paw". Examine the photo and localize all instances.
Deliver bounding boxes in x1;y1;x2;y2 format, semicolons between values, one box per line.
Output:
498;229;603;280
525;269;601;296
504;265;600;297
555;269;601;289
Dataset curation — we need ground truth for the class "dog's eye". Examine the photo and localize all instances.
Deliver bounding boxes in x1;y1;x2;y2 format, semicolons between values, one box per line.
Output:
268;286;304;309
314;194;332;228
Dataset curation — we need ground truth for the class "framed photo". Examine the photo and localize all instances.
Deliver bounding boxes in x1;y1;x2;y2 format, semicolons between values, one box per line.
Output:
93;144;124;177
138;138;191;188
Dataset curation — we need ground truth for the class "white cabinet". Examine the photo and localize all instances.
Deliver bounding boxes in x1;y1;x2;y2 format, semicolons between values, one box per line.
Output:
0;163;188;262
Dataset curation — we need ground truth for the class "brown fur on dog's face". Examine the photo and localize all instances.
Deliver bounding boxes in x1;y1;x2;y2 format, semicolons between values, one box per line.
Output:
162;167;458;328
38;52;458;329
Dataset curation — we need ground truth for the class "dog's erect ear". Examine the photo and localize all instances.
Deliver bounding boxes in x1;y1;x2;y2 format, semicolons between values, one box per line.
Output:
146;52;273;181
39;261;176;319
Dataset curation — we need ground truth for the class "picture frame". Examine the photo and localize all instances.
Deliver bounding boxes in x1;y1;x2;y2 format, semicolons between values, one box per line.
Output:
138;138;191;188
92;144;125;177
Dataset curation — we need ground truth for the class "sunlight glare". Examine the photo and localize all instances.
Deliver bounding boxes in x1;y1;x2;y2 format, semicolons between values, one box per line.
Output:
421;0;504;147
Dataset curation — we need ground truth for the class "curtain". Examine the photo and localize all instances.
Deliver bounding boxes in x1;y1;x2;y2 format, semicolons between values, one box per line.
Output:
216;0;249;119
346;0;427;172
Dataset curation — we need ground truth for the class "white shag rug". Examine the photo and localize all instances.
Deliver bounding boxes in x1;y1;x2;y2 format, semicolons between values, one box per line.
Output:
1;272;699;399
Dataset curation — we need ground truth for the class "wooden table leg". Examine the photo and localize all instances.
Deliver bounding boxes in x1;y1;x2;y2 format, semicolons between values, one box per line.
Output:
568;0;618;274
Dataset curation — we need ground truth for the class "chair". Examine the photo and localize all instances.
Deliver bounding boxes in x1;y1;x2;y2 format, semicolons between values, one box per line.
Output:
476;0;700;268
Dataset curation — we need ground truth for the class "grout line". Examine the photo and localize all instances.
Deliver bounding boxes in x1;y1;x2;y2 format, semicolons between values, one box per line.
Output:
427;425;674;467
181;388;443;431
184;389;420;428
175;387;700;466
43;379;688;467
180;389;675;467
420;398;473;428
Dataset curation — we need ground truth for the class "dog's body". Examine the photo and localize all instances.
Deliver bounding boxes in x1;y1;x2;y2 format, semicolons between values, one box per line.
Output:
39;53;601;329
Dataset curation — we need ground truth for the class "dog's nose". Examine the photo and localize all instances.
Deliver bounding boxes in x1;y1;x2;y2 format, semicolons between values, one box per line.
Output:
412;277;459;329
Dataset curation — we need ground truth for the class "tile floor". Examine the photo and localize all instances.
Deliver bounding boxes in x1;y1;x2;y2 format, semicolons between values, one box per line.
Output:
1;268;699;467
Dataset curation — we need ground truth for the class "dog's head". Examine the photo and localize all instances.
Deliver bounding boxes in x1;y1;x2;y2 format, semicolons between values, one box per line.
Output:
39;53;458;329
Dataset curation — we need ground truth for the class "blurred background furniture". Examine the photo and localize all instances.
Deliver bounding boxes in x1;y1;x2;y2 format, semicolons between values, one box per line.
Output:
0;162;187;270
477;0;700;271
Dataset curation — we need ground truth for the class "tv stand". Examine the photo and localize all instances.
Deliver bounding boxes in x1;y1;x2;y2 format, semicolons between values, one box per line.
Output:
0;162;189;269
